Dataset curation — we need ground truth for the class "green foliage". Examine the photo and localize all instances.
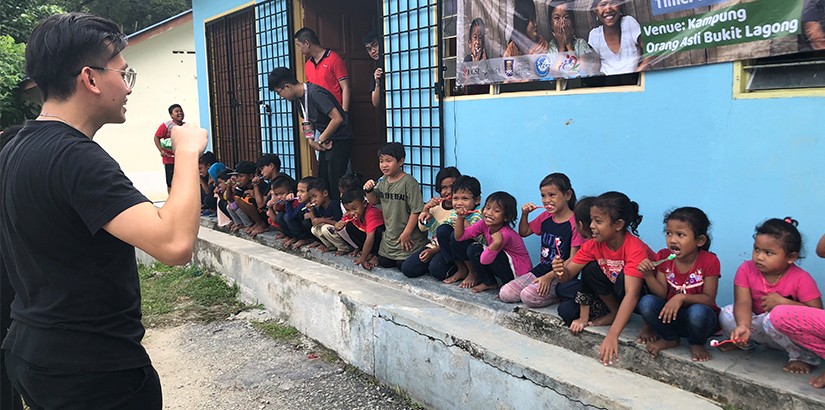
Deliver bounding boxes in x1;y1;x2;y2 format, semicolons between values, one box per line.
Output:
251;320;301;342
58;0;192;34
0;35;32;128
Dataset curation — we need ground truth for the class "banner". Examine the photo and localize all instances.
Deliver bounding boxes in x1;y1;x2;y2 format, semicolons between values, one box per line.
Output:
457;0;823;85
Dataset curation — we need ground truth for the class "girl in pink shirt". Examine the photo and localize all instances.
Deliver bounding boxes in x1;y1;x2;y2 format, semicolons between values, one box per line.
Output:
719;217;822;374
454;191;531;294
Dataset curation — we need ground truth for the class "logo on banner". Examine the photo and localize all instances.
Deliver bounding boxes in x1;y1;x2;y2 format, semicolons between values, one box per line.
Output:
504;59;514;77
534;55;551;77
559;54;580;73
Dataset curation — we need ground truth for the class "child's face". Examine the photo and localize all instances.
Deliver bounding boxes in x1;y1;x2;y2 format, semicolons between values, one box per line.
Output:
198;163;209;178
540;184;570;214
752;234;797;276
595;0;621;27
260;163;277;180
309;188;330;207
170;106;185;123
470;25;485;53
217;179;228;192
378;154;403;177
296;182;311;202
271;186;289;203
236;173;252;186
439;177;456;209
482;200;506;227
589;206;623;243
452;189;479;214
551;4;573;39
575;220;592;239
665;219;705;261
344;200;367;220
527;19;538;42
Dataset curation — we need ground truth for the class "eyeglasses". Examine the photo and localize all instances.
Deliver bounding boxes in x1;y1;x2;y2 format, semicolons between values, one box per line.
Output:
80;66;138;88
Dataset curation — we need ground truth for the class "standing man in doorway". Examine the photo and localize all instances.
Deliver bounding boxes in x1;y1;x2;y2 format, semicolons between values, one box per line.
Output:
363;29;384;109
268;67;352;202
154;103;185;193
294;28;351;112
0;13;207;409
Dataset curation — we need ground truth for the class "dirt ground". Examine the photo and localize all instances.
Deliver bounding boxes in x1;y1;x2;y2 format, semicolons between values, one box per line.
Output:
143;310;421;410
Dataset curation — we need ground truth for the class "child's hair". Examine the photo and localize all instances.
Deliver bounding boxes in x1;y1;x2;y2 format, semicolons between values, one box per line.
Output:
341;189;366;205
664;207;712;251
338;172;366;192
592;191;643;236
513;0;537;38
754;217;803;257
198;151;217;166
469;18;485;40
485;191;518;228
377;142;406;161
268;67;299;90
307;178;329;193
270;174;296;193
539;172;576;211
573;196;595;227
451;175;481;198
168;103;182;114
435;167;461;192
256;153;281;170
298;176;317;186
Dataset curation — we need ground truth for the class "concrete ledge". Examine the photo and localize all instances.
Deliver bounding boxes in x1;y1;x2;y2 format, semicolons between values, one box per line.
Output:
193;218;825;410
140;225;721;409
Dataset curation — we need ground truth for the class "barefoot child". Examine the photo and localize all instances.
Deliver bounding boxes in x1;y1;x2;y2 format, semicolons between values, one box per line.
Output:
440;176;484;286
770;231;825;388
455;191;531;293
266;175;297;239
719;217;822;374
500;173;584;308
336;173;367;253
363;142;428;269
636;207;721;362
341;189;385;270
401;167;461;278
285;176;317;249
552;191;654;365
307;178;348;253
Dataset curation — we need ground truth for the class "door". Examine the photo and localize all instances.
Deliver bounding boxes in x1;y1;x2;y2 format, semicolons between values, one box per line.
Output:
301;0;384;179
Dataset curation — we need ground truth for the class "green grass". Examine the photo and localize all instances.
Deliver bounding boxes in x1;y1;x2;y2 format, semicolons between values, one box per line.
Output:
139;262;248;327
250;320;300;342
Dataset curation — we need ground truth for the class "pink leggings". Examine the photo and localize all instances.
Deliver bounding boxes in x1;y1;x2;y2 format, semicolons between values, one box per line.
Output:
499;272;559;308
770;305;825;360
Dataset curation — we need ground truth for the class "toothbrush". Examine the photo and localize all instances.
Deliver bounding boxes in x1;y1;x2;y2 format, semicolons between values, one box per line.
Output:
653;253;676;266
554;237;562;258
709;339;737;348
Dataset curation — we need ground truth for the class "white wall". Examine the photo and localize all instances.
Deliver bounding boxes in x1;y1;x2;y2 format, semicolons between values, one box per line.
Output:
96;20;199;202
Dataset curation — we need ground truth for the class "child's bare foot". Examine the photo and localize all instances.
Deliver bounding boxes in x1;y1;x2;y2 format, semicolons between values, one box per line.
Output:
636;323;658;344
305;241;321;249
291;238;313;249
283;237;298;247
471;282;498;293
459;272;479;289
274;232;285;240
317;244;329;253
443;271;468;284
784;360;813;374
349;249;360;257
230;224;241;234
569;318;589;336
690;345;712;362
810;371;825;388
249;223;269;237
646;338;681;358
334;248;350;256
588;311;616;327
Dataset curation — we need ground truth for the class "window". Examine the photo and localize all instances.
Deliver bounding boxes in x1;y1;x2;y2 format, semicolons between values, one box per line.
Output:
735;50;825;98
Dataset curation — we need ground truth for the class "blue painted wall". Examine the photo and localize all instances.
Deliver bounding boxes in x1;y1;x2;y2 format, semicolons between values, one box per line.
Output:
443;63;825;305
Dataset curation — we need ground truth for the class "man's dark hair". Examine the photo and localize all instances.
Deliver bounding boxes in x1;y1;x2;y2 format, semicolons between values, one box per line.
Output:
293;28;320;45
168;104;182;114
341;189;366;205
307;178;329;193
362;28;379;45
26;13;127;101
377;142;405;161
198;151;217;166
268;68;299;91
256;153;281;171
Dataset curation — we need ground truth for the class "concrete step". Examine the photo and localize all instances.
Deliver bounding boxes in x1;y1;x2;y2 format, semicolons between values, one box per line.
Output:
194;218;825;409
143;224;722;410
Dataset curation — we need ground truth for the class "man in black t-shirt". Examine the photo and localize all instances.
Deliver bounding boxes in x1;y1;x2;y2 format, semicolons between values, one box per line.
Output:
363;29;384;109
0;13;207;409
268;67;352;202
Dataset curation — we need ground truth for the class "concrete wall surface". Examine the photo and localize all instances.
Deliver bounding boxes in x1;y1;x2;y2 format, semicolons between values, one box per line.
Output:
137;228;721;410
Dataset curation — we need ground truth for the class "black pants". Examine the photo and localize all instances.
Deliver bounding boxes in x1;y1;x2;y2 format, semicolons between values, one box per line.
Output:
345;223;384;256
557;261;601;325
318;138;352;203
467;243;515;286
4;352;162;410
164;163;174;188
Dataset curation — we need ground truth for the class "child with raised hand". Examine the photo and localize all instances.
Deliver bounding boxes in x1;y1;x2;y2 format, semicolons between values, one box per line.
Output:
636;207;721;362
285;176;317;249
402;167;461;278
363;142;428;269
440;176;484;286
306;178;348;253
266;174;297;240
552;191;655;365
341;189;385;270
455;191;531;293
500;173;584;308
336;173;367;253
770;231;825;387
719;217;823;374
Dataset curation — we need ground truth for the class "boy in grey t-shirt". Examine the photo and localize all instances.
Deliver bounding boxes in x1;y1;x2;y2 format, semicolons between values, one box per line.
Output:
363;142;428;269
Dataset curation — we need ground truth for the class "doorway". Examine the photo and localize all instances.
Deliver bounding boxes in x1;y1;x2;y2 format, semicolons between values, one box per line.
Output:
300;0;384;179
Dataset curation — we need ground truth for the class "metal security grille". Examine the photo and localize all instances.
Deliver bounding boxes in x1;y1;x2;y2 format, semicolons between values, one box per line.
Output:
255;0;300;179
206;6;261;167
383;0;443;199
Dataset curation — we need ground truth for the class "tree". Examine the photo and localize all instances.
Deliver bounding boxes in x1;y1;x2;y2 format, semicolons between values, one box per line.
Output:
58;0;192;34
0;35;36;128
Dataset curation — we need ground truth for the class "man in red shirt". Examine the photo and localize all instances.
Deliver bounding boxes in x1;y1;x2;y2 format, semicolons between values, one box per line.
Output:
154;104;185;193
294;28;350;112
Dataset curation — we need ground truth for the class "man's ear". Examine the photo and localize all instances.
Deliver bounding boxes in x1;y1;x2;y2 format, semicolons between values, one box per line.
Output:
79;67;102;95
